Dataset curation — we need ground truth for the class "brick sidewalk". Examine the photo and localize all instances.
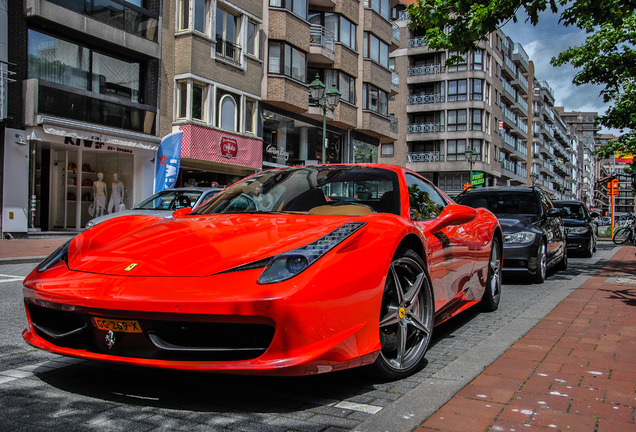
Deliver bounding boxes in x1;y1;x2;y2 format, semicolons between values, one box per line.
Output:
0;238;73;259
416;245;636;432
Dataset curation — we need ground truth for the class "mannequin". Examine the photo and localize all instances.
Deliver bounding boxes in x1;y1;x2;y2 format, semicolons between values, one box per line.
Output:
93;173;107;217
108;173;125;213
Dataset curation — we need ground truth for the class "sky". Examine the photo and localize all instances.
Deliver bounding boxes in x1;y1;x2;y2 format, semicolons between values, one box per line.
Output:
501;10;616;135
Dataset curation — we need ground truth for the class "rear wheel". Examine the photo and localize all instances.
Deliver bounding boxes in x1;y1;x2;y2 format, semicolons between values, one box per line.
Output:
613;227;631;245
480;237;502;312
556;246;568;271
533;242;547;283
584;239;594;257
373;249;434;380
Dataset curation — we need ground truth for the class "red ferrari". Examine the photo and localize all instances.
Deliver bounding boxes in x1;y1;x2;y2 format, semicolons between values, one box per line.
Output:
23;164;502;379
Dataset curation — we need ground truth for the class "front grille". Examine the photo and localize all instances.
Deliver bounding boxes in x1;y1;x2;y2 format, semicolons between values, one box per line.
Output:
27;303;275;361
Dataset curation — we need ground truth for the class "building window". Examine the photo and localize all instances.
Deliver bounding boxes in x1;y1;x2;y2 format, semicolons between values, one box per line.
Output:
177;0;210;34
175;80;207;122
447;110;467;132
310;68;356;105
447;52;467;72
246;20;260;58
245;98;257;135
447;139;467;161
269;0;307;20
363;83;388;116
339;15;357;50
269;41;306;82
472;50;483;70
216;7;240;63
471;78;483;101
309;13;356;51
471;109;483;131
178;0;189;31
363;32;389;68
381;143;394;156
364;0;390;20
447;79;467;102
485;83;491;103
218;90;238;131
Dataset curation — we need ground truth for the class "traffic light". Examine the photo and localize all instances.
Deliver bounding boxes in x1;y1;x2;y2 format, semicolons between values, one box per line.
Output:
463;183;472;190
607;179;619;196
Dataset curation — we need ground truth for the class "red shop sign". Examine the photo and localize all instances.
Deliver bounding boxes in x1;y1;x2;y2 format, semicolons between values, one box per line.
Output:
220;136;238;158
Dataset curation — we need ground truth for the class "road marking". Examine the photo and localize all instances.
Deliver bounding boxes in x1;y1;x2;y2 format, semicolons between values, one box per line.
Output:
0;274;26;283
0;357;86;385
334;401;383;414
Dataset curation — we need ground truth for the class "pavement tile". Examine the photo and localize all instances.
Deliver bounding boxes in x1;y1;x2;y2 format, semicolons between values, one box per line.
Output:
420;408;494;432
529;409;598;431
597;418;636;432
570;399;634;423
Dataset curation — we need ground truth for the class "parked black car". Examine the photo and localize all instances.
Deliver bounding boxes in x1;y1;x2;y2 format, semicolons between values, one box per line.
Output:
456;186;567;283
553;200;598;257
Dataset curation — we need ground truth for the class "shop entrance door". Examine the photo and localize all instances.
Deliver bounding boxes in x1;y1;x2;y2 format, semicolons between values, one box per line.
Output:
52;149;83;230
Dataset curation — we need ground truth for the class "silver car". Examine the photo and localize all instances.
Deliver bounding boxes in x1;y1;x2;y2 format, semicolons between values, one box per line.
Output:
85;187;222;229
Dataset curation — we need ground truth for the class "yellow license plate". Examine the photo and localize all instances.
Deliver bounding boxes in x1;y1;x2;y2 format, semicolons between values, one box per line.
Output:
92;317;142;333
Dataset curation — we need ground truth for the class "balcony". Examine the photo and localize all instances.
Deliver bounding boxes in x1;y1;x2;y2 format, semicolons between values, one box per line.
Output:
407;151;442;163
407;122;443;134
309;25;336;64
216;38;242;65
407;93;444;105
408;64;442;77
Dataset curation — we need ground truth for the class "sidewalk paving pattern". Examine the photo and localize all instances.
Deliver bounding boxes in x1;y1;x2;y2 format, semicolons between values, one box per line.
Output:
416;245;636;432
1;237;634;432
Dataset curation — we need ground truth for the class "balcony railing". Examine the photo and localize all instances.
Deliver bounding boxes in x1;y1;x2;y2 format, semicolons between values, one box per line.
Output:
407;122;443;133
408;64;441;76
392;71;399;87
310;24;335;52
408;36;428;48
398;10;410;21
407;151;442;163
389;115;398;133
216;37;242;64
501;158;516;172
407;93;444;105
392;22;400;41
47;0;159;42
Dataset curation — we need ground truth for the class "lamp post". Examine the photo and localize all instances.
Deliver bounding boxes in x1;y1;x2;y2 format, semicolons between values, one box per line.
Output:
309;74;341;163
464;147;479;188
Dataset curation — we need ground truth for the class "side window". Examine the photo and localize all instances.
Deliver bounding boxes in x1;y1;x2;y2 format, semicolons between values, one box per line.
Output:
405;173;446;221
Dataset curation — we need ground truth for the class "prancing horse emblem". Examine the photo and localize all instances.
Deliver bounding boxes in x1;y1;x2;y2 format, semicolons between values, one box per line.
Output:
105;330;115;349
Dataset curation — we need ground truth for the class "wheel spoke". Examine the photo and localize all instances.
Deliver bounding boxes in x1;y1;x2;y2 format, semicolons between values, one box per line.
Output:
379;307;400;328
403;272;424;305
407;313;431;338
396;321;408;367
389;264;405;304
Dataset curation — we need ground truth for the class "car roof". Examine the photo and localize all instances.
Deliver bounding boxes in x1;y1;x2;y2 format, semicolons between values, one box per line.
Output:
553;200;584;205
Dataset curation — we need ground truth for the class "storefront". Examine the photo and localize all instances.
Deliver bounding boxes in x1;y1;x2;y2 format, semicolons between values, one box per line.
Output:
178;124;262;188
3;120;159;233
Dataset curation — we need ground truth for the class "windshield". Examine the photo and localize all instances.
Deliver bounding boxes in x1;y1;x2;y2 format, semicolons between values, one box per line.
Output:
555;203;586;220
458;191;539;216
133;190;203;210
192;166;400;216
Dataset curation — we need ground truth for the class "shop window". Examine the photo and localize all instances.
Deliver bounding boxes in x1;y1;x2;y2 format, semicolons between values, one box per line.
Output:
353;140;378;163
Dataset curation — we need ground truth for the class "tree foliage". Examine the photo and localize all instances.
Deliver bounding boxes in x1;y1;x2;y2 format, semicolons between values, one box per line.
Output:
406;0;636;172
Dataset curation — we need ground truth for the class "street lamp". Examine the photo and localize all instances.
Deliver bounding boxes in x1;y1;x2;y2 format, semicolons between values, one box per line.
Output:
464;147;479;188
309;73;341;163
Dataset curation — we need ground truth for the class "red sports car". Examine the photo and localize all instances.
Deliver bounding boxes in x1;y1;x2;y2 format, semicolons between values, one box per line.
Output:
23;164;502;379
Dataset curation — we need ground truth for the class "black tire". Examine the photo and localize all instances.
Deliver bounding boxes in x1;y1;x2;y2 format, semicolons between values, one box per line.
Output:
533;242;547;283
584;239;594;257
373;248;434;380
613;227;631;245
481;237;502;312
556;246;568;271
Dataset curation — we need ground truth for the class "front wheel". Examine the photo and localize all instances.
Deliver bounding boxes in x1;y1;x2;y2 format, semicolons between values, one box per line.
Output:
373;249;434;380
613;227;631;245
556;246;568;271
533;242;547;284
480;236;502;312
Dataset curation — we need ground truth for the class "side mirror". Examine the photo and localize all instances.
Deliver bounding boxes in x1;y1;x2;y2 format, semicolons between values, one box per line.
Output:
172;208;191;218
590;211;599;218
546;208;561;217
427;204;477;234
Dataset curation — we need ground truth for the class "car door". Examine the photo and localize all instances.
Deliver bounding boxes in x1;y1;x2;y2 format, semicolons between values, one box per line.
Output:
405;173;476;308
538;192;565;263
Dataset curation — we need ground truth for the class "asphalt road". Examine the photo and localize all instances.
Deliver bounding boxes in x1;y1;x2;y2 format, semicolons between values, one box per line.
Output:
0;242;618;432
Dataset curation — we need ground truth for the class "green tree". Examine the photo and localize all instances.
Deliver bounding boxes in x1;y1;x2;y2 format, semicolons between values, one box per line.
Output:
406;0;636;174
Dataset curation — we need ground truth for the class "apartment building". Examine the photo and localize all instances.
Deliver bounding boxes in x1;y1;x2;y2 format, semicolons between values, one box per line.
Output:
160;0;264;187
591;133;634;216
557;110;600;209
530;81;578;201
261;0;398;169
387;10;533;195
3;0;162;233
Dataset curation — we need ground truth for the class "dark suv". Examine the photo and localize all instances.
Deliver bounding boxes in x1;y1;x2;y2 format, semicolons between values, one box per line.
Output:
456;186;567;283
553;200;598;257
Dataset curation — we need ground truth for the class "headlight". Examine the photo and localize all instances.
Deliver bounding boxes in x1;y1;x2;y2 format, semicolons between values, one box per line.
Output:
258;222;366;284
503;231;536;244
566;227;589;235
37;239;72;272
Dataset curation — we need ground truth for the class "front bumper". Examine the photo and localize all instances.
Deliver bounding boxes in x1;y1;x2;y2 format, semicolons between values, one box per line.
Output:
502;239;541;274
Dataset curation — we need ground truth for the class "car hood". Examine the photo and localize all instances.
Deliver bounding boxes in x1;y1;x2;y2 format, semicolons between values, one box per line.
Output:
69;214;366;277
496;215;540;233
87;209;174;227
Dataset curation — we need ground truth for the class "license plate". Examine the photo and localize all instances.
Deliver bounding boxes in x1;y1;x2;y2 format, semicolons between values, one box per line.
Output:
92;317;142;333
